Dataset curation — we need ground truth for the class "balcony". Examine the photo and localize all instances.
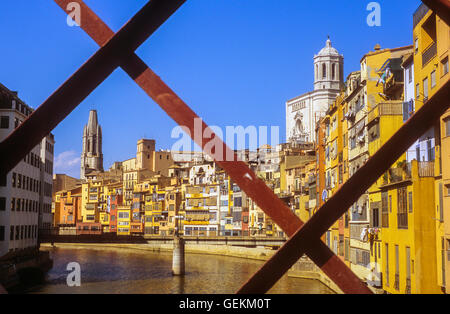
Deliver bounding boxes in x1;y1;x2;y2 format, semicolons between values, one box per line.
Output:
413;3;429;28
418;161;434;177
384;72;403;96
368;101;403;125
422;42;437;67
382;163;412;186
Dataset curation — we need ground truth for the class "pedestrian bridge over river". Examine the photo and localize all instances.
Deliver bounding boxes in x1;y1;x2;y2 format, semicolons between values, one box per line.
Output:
38;234;287;249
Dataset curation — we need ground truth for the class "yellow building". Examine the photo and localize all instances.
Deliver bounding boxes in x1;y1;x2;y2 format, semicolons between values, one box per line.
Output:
413;3;450;292
117;206;131;236
442;108;450;293
163;186;183;237
143;185;165;236
324;98;340;256
81;180;103;223
379;160;440;294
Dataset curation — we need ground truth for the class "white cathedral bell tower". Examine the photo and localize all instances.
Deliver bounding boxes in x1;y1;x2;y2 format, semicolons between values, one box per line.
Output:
286;37;344;144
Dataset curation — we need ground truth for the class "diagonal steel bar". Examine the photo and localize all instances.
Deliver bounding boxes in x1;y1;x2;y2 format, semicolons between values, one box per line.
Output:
0;0;185;175
54;0;372;294
237;78;450;294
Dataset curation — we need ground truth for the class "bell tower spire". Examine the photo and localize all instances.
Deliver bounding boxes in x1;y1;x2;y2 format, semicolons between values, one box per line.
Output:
81;109;104;179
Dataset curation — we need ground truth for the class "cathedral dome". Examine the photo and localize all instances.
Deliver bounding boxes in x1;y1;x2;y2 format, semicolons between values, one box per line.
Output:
317;38;340;56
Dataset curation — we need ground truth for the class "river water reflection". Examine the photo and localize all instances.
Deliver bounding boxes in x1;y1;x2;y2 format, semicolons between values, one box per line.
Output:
31;247;334;294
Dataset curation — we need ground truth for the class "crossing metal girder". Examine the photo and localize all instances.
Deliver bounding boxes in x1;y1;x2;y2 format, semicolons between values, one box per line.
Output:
52;0;371;294
0;0;446;295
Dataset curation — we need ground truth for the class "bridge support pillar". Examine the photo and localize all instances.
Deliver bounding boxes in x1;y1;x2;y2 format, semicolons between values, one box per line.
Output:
172;236;185;276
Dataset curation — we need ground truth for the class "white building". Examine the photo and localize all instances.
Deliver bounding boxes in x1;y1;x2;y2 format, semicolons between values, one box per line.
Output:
286;37;344;144
402;54;435;163
189;163;216;185
0;83;55;258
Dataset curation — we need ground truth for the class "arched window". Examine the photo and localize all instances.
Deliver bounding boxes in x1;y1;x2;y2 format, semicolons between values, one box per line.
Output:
315;64;319;80
322;63;327;79
332;64;336;80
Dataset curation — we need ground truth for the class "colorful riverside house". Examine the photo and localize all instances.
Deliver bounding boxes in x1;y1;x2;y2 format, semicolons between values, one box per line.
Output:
378;160;440;294
117;206;131;236
162;185;182;237
366;49;411;291
324;94;341;258
412;3;449;293
286;156;316;223
315;116;327;245
442;109;450;294
345;44;413;285
230;180;248;237
131;183;146;236
107;184;123;235
184;184;219;237
331;90;350;260
339;79;353;267
53;186;82;228
145;186;166;236
217;170;231;236
81;180;102;224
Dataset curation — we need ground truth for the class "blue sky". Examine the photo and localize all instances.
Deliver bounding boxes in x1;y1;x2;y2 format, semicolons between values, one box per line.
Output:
0;0;422;178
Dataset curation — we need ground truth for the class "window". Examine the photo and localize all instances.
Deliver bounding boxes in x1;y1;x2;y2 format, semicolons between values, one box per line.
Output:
416;84;420;100
322;63;327;79
445;118;450;137
442;57;449;76
431;70;436;89
395;245;400;290
406;247;411;290
408;191;413;213
439;183;444;222
0;116;9;129
0;197;5;211
389;195;392;213
397;187;408;229
408;66;412;83
0;173;6;187
372;207;379;228
427;139;434;161
423;77;429;100
350;137;356;150
381;192;389;228
414;38;418;54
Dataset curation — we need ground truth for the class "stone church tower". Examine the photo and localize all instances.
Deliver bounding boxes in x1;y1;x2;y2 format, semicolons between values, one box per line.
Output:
286;37;344;144
81;110;104;179
313;37;344;91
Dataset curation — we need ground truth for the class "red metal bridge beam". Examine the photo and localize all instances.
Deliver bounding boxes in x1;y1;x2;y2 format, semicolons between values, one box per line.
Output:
237;79;450;294
0;0;186;175
53;0;372;294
